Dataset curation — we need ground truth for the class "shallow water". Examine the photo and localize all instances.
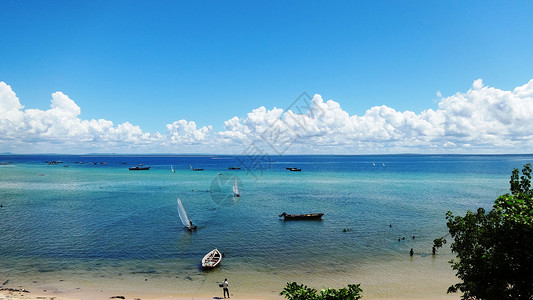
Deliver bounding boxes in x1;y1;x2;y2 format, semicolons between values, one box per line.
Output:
0;154;530;298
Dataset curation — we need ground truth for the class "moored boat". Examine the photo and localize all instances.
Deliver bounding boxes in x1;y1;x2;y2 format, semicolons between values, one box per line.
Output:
202;248;222;268
279;212;324;220
129;166;150;170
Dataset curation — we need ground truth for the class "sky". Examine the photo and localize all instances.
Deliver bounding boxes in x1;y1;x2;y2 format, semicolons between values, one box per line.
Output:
1;0;533;154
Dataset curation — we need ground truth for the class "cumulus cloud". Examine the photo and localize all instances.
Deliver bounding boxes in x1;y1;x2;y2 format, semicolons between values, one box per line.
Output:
0;82;211;153
216;79;533;153
1;79;533;154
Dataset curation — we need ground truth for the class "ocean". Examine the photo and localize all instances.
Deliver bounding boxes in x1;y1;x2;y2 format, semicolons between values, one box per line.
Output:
0;154;531;299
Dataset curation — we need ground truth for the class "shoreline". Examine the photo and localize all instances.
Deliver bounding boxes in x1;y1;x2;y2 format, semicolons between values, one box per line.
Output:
0;289;461;300
0;252;462;300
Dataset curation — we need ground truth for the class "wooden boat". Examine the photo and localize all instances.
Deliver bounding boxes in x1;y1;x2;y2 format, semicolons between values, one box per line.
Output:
279;212;324;220
202;248;222;268
129;166;150;170
286;167;301;171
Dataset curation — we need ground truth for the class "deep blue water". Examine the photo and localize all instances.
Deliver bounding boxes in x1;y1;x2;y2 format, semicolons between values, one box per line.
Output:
0;154;531;280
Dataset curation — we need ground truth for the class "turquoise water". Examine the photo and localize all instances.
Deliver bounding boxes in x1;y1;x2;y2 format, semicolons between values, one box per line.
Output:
0;154;531;298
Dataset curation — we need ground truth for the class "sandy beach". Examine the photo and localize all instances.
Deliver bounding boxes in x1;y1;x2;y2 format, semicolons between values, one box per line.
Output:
1;273;462;300
1;289;461;300
0;290;461;300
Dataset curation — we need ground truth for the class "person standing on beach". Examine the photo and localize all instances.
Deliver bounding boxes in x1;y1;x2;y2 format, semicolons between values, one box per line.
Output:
222;278;230;298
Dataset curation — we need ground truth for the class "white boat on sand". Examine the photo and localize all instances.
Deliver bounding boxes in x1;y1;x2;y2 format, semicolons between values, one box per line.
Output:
202;248;222;268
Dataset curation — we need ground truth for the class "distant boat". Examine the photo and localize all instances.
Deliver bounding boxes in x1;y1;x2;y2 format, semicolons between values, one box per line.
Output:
202;248;222;268
190;165;204;171
372;162;376;167
288;168;301;172
279;212;324;220
232;178;240;197
177;198;197;231
129;166;150;170
171;165;175;173
228;167;241;170
382;163;386;167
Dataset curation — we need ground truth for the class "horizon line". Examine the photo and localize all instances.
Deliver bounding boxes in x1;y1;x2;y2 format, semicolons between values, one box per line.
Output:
2;153;533;157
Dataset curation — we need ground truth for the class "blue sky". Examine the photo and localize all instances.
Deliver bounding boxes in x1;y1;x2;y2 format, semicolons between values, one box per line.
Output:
1;1;533;154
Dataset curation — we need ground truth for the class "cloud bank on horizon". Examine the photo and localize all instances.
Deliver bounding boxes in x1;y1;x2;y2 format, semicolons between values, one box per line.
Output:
1;79;533;154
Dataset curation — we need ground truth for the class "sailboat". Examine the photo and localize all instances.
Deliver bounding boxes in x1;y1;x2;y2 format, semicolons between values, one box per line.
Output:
177;198;197;231
171;165;175;173
232;178;240;197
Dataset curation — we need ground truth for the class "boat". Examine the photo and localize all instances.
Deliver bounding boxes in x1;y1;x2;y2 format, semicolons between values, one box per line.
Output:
228;167;241;170
129;166;150;170
190;165;204;171
232;178;240;197
288;168;301;172
171;165;175;173
177;198;197;231
279;212;324;220
202;248;222;268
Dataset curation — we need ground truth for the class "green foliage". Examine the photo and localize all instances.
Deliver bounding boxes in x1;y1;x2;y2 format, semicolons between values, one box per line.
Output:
510;163;532;197
280;282;318;300
433;237;447;249
446;164;533;300
280;282;363;300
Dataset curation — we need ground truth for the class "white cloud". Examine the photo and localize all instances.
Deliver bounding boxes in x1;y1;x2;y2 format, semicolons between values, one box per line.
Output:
1;79;533;154
166;120;212;144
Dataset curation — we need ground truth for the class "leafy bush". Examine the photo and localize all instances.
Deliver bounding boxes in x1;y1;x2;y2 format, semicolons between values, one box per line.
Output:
280;282;363;300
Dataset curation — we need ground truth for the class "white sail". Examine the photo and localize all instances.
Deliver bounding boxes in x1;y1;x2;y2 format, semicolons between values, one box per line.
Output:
171;165;175;173
232;178;239;196
177;198;191;228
